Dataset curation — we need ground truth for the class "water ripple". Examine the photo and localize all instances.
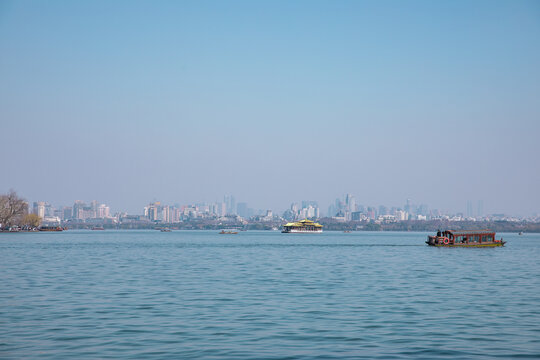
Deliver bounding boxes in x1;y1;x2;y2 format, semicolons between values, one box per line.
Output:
1;231;539;359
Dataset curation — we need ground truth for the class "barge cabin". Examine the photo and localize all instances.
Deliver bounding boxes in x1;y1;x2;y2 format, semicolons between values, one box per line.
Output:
427;229;505;247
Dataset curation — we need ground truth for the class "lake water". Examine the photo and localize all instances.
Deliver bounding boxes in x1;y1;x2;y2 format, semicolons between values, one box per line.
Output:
1;230;539;359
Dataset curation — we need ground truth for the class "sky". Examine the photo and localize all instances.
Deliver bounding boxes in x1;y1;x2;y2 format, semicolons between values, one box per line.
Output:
1;0;539;216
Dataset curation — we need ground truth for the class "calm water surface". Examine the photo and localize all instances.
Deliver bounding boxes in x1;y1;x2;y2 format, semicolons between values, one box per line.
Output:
1;231;539;359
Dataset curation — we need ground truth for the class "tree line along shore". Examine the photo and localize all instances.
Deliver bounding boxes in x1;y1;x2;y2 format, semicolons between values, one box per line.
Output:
2;191;539;233
26;219;540;233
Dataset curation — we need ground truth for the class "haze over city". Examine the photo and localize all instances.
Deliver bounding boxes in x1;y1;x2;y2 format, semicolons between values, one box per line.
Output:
1;0;539;216
3;3;540;360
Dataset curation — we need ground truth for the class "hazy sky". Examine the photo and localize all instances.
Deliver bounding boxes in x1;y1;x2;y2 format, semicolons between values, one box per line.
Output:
1;0;539;216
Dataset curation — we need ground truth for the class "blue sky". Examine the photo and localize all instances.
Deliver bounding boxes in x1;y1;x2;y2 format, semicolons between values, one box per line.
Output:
1;0;539;215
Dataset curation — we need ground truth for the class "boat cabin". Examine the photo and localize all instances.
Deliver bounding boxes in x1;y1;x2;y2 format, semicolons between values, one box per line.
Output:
441;230;495;244
427;229;505;247
282;219;323;233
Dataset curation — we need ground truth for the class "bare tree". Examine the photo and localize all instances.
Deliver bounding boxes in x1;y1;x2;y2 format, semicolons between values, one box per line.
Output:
0;190;28;229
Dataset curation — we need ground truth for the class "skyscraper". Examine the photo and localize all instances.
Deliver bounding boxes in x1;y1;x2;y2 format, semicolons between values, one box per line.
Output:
63;206;72;220
161;206;170;223
73;200;85;220
224;195;237;215
97;204;110;218
237;202;248;218
301;200;318;209
230;196;236;215
328;204;336;217
33;202;45;219
348;196;356;213
147;202;159;221
477;200;484;218
404;199;411;214
91;200;98;218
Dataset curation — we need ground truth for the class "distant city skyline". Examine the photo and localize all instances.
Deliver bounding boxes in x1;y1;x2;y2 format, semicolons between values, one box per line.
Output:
23;193;538;220
19;192;534;218
1;1;539;217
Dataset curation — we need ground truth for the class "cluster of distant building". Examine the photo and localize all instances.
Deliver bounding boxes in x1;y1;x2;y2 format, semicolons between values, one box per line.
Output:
32;200;111;225
32;196;274;227
137;196;272;224
317;195;430;223
30;194;539;227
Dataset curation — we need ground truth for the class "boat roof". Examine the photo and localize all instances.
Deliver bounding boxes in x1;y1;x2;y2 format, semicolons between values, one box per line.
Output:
445;229;495;236
284;219;323;227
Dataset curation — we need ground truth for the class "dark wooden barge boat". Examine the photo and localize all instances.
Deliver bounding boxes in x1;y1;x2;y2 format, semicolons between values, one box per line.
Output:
427;230;505;247
39;226;64;232
219;230;238;234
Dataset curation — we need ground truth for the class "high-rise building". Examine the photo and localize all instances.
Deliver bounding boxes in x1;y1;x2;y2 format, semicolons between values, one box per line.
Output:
73;200;85;220
44;203;54;217
302;200;318;209
477;200;484;218
396;210;408;221
404;199;411;214
97;204;110;218
63;206;73;220
467;201;473;218
418;204;428;217
237;202;248;218
224;195;237;215
345;194;356;212
348;196;356;213
147;202;159;221
218;202;226;217
328;204;336;217
161;206;170;223
91;200;98;218
230;197;236;215
171;207;181;223
33;202;45;219
351;211;362;221
53;208;64;220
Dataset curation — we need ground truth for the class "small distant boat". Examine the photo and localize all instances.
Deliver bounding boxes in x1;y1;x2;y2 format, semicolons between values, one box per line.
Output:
343;230;351;233
39;226;64;232
92;226;105;231
219;230;238;234
160;228;172;232
519;232;523;235
427;230;505;247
